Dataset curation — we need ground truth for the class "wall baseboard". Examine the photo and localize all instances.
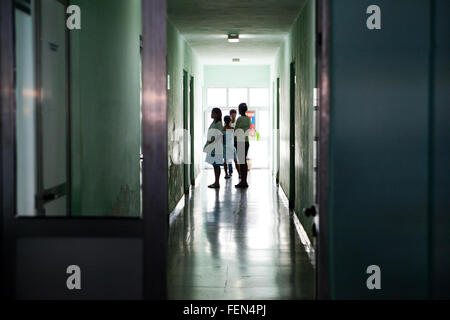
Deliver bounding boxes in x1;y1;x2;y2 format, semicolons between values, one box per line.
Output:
277;181;316;266
169;194;186;226
169;171;203;226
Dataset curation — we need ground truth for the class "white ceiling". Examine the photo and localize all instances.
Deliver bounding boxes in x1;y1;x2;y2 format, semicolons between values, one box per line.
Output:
168;0;306;65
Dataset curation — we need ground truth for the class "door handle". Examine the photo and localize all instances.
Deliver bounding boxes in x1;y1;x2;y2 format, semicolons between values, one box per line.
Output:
36;183;67;205
303;205;317;217
304;205;319;238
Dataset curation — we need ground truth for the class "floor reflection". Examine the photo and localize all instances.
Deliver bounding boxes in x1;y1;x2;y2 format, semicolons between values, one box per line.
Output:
168;169;315;300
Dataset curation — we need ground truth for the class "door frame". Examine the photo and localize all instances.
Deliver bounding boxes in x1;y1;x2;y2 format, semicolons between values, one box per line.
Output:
189;75;195;185
276;77;280;184
142;0;168;300
33;0;72;217
0;0;168;299
182;69;190;193
316;0;331;300
289;62;296;210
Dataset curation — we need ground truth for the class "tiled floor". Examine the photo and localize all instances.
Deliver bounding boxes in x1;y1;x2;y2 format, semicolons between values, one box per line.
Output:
167;168;315;300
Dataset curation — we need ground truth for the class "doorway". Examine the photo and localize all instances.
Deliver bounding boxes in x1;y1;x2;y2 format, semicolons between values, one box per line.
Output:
276;77;280;184
189;75;195;185
2;0;332;300
183;69;190;193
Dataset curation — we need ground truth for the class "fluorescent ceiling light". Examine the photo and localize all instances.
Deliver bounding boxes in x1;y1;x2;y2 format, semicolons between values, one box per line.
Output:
228;33;239;43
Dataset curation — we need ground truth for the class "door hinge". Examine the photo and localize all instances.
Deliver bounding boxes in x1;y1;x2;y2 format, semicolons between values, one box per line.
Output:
313;88;319;107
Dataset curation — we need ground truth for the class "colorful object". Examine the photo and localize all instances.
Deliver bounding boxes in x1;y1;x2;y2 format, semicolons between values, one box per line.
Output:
246;111;256;137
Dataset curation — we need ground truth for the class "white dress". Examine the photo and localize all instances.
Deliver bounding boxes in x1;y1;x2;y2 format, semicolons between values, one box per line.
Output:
204;121;224;166
223;129;234;162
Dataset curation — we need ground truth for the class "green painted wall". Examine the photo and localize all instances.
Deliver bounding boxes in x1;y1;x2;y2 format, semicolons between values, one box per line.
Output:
327;0;450;299
204;65;270;88
273;0;316;241
167;21;203;213
70;0;142;216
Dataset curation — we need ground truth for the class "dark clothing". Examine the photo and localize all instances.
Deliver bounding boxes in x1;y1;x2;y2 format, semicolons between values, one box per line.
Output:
234;141;250;184
234;141;249;165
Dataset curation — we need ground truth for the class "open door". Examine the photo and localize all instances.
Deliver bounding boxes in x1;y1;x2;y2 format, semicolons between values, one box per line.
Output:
1;0;168;299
